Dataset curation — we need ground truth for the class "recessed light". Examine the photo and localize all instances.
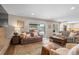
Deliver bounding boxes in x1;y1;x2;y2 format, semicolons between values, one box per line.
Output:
70;7;75;10
32;13;35;15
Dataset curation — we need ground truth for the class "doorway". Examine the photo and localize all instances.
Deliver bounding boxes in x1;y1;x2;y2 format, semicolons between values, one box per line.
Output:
29;24;45;37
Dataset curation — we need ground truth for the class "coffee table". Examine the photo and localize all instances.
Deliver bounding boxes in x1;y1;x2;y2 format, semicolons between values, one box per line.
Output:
50;36;67;46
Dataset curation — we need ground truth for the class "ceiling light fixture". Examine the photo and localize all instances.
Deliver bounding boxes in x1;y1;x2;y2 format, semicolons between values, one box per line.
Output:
32;13;35;15
70;7;75;10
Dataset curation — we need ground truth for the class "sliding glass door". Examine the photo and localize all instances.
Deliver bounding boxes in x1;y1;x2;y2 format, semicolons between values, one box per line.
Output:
29;24;45;37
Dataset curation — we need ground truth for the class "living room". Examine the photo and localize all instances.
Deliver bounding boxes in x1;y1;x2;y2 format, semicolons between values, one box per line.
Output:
0;4;79;55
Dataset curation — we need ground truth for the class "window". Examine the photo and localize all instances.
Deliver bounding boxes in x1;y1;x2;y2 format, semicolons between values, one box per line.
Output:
29;24;45;37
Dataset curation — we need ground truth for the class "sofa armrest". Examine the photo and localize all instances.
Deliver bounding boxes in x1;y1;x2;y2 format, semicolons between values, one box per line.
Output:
50;49;59;55
66;43;77;49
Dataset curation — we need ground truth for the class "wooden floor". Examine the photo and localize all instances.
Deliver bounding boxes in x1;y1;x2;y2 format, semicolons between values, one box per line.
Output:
4;40;62;55
4;42;43;55
4;45;15;55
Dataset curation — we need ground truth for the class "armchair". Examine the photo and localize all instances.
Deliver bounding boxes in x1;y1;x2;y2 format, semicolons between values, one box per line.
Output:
50;43;77;55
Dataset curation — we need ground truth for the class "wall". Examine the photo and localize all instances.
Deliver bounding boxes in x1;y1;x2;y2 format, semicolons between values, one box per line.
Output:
8;14;60;38
0;5;8;27
60;22;79;31
67;23;79;31
0;5;9;55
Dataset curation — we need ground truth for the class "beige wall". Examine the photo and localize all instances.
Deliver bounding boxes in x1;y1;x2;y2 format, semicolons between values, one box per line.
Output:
67;23;79;31
8;14;60;38
0;27;10;55
60;22;79;31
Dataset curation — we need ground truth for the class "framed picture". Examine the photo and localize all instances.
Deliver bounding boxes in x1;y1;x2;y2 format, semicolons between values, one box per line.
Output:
17;20;24;28
48;24;51;28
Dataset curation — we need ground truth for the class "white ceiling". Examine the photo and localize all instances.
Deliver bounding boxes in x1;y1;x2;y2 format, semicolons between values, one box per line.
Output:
2;4;79;22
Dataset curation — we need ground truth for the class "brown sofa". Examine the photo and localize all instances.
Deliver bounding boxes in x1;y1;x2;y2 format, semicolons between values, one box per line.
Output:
20;36;42;44
11;30;43;45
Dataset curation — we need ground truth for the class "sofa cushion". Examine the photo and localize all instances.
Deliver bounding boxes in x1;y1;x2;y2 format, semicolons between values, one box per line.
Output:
66;43;77;49
68;44;79;55
26;34;31;38
56;48;69;55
